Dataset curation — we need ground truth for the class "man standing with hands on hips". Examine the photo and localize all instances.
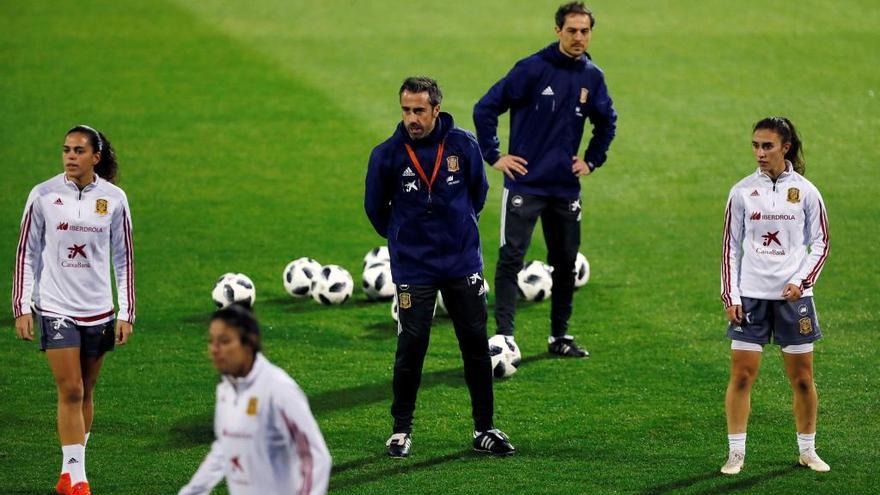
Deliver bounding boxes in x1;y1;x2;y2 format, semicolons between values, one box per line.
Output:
474;2;617;358
366;77;514;458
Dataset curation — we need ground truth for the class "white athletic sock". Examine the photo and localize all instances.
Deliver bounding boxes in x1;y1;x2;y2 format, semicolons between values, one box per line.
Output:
60;446;69;475
62;444;87;485
797;432;816;454
728;433;747;453
84;432;90;448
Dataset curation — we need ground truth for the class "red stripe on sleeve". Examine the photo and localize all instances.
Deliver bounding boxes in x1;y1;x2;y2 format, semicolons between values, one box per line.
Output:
12;205;34;317
123;208;135;321
720;200;733;307
281;410;313;495
803;202;830;286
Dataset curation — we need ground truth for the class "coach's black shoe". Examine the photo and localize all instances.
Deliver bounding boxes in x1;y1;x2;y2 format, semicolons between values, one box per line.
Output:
548;335;590;358
473;428;515;456
386;433;412;458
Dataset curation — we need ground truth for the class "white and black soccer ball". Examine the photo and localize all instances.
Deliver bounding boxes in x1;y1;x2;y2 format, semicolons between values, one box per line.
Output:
282;257;322;298
212;273;256;308
363;246;390;267
573;252;590;288
311;265;354;305
362;262;394;301
517;261;553;302
493;334;521;368
488;334;517;378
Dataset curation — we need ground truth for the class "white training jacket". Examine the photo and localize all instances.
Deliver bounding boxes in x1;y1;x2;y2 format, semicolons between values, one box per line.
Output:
721;162;829;307
179;354;331;495
13;173;135;325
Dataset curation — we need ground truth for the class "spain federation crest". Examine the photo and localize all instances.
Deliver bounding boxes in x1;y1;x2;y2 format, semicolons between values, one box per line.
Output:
95;198;108;215
787;187;800;204
246;397;258;415
580;87;589;104
446;155;460;173
798;317;813;335
399;292;412;309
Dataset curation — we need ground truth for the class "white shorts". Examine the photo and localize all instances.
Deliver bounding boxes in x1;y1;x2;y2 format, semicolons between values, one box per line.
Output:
730;340;813;354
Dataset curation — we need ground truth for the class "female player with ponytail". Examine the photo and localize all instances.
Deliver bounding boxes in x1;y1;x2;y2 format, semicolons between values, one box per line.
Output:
719;117;830;474
12;125;136;495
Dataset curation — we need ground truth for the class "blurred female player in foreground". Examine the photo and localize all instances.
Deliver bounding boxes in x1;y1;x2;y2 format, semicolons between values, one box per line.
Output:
178;304;331;495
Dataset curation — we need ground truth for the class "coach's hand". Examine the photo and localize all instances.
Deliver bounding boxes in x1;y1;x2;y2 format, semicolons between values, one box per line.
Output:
14;314;34;341
116;320;133;345
725;305;743;325
782;283;802;302
572;156;592;177
492;155;528;180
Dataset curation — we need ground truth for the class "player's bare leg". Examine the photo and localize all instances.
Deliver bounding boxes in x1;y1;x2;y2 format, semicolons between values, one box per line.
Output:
722;349;761;474
783;351;829;472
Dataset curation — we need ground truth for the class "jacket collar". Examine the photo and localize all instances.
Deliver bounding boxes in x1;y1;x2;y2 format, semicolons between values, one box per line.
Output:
62;173;100;192
540;42;589;69
223;352;267;391
756;160;794;181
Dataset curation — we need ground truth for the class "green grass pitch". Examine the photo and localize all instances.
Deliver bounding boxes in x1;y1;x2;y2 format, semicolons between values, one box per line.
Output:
1;1;878;493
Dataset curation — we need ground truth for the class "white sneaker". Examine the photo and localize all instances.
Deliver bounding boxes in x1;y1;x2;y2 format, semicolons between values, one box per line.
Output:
720;449;745;475
798;449;830;472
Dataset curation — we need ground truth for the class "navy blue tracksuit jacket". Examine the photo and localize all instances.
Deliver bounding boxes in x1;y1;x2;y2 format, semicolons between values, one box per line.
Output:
473;42;617;199
365;112;489;285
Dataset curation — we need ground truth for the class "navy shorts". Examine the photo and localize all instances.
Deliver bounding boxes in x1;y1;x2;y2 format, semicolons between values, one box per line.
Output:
37;313;116;356
727;296;822;346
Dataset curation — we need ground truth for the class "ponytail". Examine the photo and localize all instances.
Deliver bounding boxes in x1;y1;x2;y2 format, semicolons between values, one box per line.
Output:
753;117;805;175
66;125;118;184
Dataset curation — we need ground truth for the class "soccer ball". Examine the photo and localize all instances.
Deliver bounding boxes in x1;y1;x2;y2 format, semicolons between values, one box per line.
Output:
311;265;354;305
493;334;521;368
488;334;517;378
362;262;394;300
282;257;322;298
363;246;390;267
517;261;553;302
573;252;590;288
436;279;489;315
212;273;256;308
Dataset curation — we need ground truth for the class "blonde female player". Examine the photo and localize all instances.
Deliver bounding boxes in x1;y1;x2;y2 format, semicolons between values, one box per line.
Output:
720;117;830;474
13;125;136;495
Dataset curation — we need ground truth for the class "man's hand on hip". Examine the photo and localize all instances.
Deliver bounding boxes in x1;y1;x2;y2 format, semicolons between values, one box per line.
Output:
572;156;592;177
492;155;528;180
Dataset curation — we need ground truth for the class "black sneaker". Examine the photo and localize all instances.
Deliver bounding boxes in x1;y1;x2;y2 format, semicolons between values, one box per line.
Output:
548;335;589;358
386;433;411;458
473;429;515;456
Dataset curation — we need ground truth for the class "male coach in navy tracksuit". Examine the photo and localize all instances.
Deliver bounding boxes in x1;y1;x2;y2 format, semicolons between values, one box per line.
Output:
365;77;514;458
474;2;617;358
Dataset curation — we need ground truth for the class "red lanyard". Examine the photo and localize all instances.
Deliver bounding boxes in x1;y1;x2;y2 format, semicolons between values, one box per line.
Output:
404;140;445;194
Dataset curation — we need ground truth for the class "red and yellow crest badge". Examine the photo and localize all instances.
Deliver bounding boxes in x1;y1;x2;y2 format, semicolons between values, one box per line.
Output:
399;292;412;309
798;317;812;335
246;397;258;415
787;188;800;204
580;88;589;104
446;155;460;173
95;199;108;215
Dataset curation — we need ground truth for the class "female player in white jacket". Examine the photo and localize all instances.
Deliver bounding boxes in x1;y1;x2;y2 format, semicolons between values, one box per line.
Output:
179;304;331;495
13;125;135;495
720;117;830;475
